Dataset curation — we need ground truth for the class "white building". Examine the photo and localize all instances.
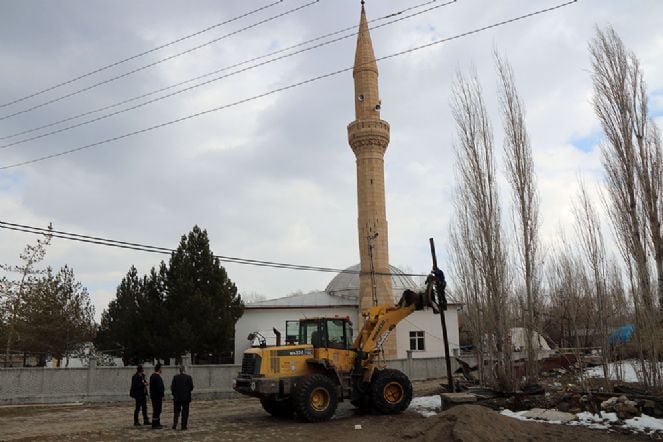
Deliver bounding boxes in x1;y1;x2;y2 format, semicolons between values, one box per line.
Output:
234;264;460;364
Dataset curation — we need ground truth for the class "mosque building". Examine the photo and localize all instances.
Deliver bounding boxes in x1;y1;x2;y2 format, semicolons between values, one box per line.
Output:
234;2;459;364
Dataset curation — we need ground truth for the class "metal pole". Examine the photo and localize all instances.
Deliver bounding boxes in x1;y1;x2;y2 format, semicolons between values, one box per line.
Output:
368;232;379;306
429;238;454;392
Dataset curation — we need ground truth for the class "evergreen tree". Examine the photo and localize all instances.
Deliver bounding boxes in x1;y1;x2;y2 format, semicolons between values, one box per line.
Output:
165;226;243;363
137;263;169;362
1;226;52;367
19;266;96;366
95;266;146;365
96;226;244;365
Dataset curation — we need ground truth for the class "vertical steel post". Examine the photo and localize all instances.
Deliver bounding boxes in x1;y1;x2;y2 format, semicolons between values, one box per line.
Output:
429;238;454;392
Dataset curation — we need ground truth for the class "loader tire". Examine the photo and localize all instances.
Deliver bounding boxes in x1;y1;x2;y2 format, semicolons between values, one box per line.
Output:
260;398;294;418
294;374;338;422
371;369;413;414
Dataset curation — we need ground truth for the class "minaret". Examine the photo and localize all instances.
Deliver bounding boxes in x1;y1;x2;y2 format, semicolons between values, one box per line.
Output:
347;2;396;358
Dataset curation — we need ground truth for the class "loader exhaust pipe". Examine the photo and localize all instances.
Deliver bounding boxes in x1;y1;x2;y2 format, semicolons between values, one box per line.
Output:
273;328;281;347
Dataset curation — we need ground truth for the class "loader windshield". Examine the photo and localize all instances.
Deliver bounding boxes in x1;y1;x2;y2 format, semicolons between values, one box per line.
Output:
300;320;324;347
298;318;352;349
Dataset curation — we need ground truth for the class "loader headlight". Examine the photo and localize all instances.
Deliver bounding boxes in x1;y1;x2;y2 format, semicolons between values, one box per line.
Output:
250;382;256;391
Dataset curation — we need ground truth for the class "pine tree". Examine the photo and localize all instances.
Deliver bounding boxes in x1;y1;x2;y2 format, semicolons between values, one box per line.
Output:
165;226;243;363
19;266;95;366
95;266;146;365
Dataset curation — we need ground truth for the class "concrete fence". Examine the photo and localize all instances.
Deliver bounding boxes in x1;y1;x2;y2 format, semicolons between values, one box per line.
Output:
0;356;457;405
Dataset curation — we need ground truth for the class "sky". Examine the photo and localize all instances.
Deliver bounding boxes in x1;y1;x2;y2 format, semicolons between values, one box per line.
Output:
1;0;662;321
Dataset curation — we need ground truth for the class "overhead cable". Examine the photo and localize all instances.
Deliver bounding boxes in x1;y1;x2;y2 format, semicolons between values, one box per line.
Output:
0;0;457;146
0;0;287;110
0;0;321;121
0;220;428;277
0;0;577;170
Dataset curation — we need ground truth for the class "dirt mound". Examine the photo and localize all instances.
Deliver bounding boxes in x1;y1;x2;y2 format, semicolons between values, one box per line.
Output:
399;404;626;442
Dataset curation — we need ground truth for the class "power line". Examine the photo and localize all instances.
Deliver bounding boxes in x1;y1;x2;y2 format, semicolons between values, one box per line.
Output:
0;0;286;110
0;0;456;147
0;0;577;170
0;0;321;121
0;220;428;277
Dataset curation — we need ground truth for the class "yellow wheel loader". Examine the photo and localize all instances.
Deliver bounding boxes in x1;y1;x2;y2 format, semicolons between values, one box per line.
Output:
233;271;444;422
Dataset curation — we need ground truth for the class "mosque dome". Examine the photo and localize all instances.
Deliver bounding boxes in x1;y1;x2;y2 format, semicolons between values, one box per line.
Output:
325;263;419;301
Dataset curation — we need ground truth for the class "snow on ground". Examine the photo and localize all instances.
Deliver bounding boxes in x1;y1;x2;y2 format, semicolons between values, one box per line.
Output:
585;360;641;382
500;408;663;435
409;395;441;417
411;395;663;435
585;359;663;383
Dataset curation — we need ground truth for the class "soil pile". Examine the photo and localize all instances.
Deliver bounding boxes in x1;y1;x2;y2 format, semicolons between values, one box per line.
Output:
399;404;630;442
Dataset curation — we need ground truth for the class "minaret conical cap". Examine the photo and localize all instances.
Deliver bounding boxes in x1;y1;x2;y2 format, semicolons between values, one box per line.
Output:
353;4;378;76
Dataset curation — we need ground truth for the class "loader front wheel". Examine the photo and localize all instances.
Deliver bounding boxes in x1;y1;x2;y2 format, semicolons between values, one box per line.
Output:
371;369;413;414
294;374;338;422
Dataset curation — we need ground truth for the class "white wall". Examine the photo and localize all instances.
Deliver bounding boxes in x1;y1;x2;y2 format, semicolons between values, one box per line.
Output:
234;306;358;364
394;306;460;359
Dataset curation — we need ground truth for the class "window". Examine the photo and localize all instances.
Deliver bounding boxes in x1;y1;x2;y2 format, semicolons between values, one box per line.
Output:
300;321;323;347
409;331;425;351
285;320;299;345
327;319;348;349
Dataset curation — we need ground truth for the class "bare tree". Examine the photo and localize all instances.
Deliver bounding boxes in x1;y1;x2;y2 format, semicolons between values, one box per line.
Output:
590;25;663;388
545;234;594;391
573;180;610;382
0;225;52;367
495;52;541;383
449;69;512;390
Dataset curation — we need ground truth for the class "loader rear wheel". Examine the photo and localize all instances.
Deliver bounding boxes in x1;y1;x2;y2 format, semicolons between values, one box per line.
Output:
371;369;413;414
260;398;293;418
294;374;338;422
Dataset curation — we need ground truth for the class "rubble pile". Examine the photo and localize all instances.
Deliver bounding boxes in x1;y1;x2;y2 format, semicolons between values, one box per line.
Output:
600;396;640;420
401;404;627;441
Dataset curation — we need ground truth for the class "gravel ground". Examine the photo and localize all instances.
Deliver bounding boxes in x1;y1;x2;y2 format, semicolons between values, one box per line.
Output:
0;379;651;441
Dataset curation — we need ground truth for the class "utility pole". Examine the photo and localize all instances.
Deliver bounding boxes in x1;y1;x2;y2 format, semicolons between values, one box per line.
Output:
429;238;454;392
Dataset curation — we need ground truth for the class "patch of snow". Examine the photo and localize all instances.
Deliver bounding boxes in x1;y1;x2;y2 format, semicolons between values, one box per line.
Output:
585;360;640;382
499;409;561;424
625;414;663;434
409;395;441;417
503;408;663;435
568;411;617;430
585;359;663;383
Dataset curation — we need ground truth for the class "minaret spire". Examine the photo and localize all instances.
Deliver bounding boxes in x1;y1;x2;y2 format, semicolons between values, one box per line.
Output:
347;3;396;358
353;1;379;120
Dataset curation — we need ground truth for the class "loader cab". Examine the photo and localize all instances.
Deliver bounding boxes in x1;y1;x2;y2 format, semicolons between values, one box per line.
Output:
296;317;353;350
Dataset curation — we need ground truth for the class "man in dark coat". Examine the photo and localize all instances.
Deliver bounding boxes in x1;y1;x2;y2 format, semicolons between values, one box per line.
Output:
149;363;165;429
171;365;194;430
130;365;150;426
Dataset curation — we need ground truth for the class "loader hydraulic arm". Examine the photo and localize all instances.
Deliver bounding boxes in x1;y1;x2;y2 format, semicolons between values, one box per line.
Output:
352;283;439;358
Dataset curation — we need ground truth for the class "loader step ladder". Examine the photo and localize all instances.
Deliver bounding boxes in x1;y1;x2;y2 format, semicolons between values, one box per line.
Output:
341;373;352;399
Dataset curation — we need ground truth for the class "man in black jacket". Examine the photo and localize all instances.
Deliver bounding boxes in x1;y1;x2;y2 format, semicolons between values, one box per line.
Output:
171;365;194;430
149;363;165;429
130;365;150;426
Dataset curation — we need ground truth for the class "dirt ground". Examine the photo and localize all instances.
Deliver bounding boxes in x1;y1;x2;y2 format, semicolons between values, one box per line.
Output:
0;379;655;441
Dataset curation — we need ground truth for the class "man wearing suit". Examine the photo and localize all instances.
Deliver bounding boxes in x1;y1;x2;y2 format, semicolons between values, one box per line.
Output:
171;365;194;431
149;363;165;429
130;365;150;426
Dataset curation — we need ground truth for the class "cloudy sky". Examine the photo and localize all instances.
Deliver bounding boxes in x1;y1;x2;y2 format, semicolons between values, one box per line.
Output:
1;0;662;320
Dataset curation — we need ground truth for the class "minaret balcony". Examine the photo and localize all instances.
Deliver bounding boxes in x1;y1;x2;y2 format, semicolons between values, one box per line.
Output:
347;119;390;154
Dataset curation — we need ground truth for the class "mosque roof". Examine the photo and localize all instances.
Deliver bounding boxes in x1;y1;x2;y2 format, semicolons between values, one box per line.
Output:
246;264;421;308
245;290;354;309
325;263;419;301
